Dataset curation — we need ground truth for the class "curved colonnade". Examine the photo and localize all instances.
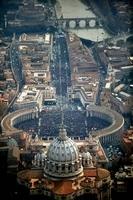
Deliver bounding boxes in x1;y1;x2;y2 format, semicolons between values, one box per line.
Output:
1;108;38;137
86;106;124;144
1;106;124;145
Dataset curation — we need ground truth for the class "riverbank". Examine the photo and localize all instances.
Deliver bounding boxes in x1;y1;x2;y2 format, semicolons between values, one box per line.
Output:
55;0;111;41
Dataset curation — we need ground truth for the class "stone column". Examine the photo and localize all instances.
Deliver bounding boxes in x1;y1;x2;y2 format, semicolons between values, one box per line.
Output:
45;157;47;168
37;158;40;167
79;156;82;168
75;161;79;170
41;157;45;166
72;162;75;172
58;164;62;174
65;163;68;173
83;158;86;167
52;163;56;173
47;161;50;170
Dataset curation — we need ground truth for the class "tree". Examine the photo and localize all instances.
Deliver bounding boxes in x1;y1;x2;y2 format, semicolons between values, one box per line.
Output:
0;102;8;120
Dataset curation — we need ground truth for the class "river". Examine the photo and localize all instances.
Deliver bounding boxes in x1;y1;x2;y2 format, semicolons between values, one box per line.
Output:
55;0;111;42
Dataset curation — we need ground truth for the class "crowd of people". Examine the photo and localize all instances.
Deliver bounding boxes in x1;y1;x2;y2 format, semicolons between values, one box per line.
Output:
15;107;110;138
51;32;71;96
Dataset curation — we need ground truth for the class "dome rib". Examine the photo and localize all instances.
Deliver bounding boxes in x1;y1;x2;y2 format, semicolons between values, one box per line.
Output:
44;128;83;179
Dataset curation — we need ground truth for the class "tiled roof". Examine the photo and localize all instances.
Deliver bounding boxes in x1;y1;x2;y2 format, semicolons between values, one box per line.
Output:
52;180;75;195
84;168;110;179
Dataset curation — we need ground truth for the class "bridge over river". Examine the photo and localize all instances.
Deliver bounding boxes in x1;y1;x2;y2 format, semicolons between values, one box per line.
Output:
55;0;110;41
57;17;102;29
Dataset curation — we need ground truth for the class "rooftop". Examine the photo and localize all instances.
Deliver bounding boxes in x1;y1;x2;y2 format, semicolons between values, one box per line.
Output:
16;85;40;103
17;167;110;195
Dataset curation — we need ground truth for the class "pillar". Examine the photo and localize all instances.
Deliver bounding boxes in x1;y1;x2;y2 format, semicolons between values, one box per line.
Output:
52;163;56;173
75;161;79;170
65;163;69;173
76;20;80;28
58;164;62;174
83;158;86;166
72;162;75;172
79;156;82;168
47;160;50;170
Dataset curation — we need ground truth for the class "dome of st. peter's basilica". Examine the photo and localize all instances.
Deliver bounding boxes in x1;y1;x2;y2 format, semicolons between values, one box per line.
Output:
44;125;83;179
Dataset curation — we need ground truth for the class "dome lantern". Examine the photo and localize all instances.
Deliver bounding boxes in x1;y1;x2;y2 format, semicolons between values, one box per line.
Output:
59;124;67;141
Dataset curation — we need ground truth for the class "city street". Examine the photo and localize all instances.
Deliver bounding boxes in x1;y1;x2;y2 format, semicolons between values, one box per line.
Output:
51;30;71;97
10;40;24;90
